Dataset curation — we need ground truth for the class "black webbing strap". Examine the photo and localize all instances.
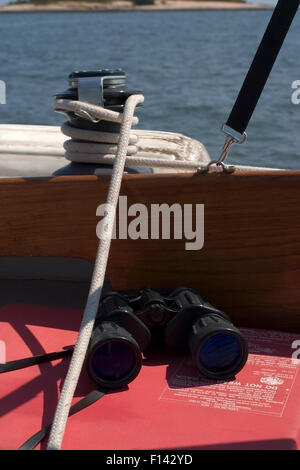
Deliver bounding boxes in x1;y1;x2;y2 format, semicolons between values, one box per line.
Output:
0;347;107;449
18;388;106;450
226;0;300;135
0;347;74;374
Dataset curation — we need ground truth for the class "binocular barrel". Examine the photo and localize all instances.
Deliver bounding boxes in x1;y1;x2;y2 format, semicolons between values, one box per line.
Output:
87;288;248;389
88;321;142;389
189;315;247;379
165;288;248;380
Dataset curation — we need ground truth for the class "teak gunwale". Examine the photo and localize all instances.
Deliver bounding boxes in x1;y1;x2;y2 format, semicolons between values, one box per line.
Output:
1;169;300;333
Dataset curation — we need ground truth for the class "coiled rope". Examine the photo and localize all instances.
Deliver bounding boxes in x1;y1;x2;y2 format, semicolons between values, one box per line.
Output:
54;97;206;171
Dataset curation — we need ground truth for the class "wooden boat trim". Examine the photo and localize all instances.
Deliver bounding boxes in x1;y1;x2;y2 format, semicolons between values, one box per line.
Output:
0;169;300;333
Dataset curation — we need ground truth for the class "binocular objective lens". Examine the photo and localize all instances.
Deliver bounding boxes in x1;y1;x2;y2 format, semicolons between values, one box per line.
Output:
198;332;243;376
91;340;138;382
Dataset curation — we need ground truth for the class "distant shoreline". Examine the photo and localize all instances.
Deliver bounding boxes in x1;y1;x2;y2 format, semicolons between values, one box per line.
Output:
0;1;274;14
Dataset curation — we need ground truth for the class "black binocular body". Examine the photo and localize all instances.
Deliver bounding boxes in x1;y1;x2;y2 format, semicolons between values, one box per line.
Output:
88;288;248;389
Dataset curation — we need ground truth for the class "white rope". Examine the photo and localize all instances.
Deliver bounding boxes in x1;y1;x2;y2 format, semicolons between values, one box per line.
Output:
61;121;139;145
47;92;213;450
47;93;144;450
65;152;203;170
54;98;139;126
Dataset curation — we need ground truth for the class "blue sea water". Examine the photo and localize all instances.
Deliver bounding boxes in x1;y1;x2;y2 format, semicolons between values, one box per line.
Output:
0;9;299;168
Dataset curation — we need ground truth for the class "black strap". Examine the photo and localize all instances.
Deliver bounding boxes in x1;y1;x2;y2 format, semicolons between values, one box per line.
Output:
0;347;107;450
18;388;106;450
226;0;300;135
0;347;74;374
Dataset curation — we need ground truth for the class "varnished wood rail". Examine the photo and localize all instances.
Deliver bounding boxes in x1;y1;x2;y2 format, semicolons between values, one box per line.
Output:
0;169;300;333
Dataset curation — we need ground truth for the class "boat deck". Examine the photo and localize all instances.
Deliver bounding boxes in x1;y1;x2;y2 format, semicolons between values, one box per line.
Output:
0;278;299;450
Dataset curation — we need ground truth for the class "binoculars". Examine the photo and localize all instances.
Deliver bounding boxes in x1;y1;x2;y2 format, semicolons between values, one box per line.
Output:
88;288;248;389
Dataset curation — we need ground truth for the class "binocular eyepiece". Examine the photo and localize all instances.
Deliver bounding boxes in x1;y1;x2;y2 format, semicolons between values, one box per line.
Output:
88;288;248;389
